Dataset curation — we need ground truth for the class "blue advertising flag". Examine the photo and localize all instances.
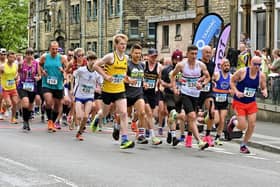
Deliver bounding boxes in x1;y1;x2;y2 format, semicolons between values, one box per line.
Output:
192;13;223;59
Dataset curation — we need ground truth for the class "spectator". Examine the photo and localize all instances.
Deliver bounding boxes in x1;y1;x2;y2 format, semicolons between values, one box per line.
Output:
268;48;280;105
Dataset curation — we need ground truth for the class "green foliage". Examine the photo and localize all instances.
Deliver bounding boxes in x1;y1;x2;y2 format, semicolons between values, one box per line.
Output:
0;0;28;51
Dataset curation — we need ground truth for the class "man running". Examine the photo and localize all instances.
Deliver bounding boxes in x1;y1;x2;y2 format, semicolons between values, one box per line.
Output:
227;56;267;154
92;34;135;149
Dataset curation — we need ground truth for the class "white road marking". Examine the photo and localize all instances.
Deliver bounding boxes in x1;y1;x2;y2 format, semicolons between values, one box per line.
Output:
49;174;79;187
244;155;269;160
0;156;37;172
253;133;280;141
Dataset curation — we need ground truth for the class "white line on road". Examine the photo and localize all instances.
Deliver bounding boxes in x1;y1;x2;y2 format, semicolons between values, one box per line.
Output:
244;155;270;160
0;156;37;171
49;174;79;187
253;133;280;141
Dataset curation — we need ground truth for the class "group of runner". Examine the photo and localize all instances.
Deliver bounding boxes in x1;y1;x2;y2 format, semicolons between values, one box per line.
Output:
0;33;268;153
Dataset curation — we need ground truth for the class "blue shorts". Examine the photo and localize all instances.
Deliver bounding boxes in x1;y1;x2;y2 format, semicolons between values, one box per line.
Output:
75;97;94;104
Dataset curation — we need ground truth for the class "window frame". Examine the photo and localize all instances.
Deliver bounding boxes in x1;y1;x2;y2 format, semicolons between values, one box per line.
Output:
148;22;156;39
162;25;169;49
129;20;139;38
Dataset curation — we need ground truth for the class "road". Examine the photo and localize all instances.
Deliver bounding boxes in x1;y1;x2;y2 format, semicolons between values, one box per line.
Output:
0;119;279;187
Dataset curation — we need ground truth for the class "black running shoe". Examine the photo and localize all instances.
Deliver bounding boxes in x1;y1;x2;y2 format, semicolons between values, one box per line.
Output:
112;126;120;141
137;135;149;144
172;137;180;146
166;132;172;144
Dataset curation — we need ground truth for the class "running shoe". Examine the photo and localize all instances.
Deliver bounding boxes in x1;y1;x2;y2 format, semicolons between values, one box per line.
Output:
179;135;185;142
169;109;177;123
151;137;162;145
137;135;149;144
76;132;84;141
240;145;250;154
172;137;180;146
120;140;135;149
90;115;99;132
10;118;18;124
54;121;61;130
41;115;45;123
227;115;237;134
47;120;56;132
22;121;28;131
203;135;214;147
166;131;172;144
214;138;223;146
112;124;120;141
62;115;68;126
131;121;138;132
185;135;192;148
0;113;3;120
198;140;209;150
158;127;163;136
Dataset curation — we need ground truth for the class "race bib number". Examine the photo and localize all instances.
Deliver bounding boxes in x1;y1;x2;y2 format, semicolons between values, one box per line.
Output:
129;78;142;88
244;87;256;97
145;79;156;89
81;84;93;94
112;74;124;84
186;78;197;88
47;76;58;85
6;79;15;87
201;83;211;92
215;93;227;102
23;82;35;92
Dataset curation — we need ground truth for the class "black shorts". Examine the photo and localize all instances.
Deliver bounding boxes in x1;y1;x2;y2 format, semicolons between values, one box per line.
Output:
94;92;102;100
163;93;182;113
102;91;126;105
181;94;198;114
36;80;44;101
144;93;158;109
215;101;229;110
127;95;144;107
42;87;64;99
17;89;36;103
158;91;164;101
198;92;215;109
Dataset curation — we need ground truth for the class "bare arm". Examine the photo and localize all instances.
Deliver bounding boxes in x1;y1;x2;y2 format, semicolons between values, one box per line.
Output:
260;72;268;98
93;53;113;81
171;62;183;95
230;68;245;98
39;55;46;76
200;62;210;86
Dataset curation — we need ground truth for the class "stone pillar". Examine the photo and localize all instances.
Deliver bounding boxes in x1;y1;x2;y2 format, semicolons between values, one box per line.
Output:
230;0;238;48
264;0;274;49
240;0;251;36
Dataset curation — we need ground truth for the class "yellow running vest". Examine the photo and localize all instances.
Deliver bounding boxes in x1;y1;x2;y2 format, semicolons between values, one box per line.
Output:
1;62;18;90
102;52;127;93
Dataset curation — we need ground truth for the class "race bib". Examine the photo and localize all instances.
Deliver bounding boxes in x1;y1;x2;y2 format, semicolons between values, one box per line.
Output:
81;84;93;94
112;74;125;84
6;79;15;87
244;87;256;97
186;78;197;88
201;83;211;92
215;93;227;102
47;76;58;85
23;82;35;92
145;79;156;89
129;78;142;88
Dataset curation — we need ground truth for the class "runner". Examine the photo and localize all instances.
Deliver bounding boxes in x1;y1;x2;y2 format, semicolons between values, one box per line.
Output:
212;58;231;145
92;34;135;149
73;51;102;140
0;48;7;120
0;50;19;124
227;56;267;154
17;48;41;131
171;45;209;150
39;41;67;132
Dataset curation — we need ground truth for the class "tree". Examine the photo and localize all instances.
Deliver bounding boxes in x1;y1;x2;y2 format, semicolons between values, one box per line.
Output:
0;0;28;51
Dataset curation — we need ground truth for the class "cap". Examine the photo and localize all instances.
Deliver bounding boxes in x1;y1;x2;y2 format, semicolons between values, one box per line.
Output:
171;49;183;61
0;48;6;54
148;48;158;56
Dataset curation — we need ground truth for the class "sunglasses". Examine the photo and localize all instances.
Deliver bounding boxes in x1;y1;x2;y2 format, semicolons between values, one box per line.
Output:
76;54;84;58
253;62;261;67
68;54;73;57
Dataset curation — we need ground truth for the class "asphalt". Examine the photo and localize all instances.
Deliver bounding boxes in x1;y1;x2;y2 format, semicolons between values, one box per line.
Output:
232;121;280;154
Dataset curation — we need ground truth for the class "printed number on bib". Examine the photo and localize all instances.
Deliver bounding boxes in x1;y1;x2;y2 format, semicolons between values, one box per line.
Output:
6;80;15;87
186;79;197;88
47;76;58;85
215;93;227;102
112;75;124;84
81;85;93;94
129;78;142;87
201;83;211;92
244;87;256;97
23;82;35;92
145;79;156;89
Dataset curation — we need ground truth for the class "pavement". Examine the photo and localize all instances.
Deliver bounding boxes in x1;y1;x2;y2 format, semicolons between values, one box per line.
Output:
232;121;280;154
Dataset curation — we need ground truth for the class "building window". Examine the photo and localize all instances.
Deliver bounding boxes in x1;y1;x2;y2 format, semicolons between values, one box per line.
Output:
129;20;139;38
108;41;113;52
148;22;155;38
75;4;80;23
184;0;188;10
176;24;181;36
256;11;266;49
115;0;120;16
93;0;97;18
45;12;52;32
92;42;97;52
87;42;92;51
162;25;169;49
57;9;62;26
87;1;92;20
108;0;113;17
70;5;75;23
254;0;264;4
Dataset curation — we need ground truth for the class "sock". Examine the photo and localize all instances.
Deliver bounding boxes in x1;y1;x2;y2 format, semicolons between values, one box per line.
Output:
52;111;58;123
63;104;70;116
240;142;246;147
150;129;155;137
171;130;176;137
187;132;192;136
22;108;29;122
138;128;145;136
215;134;220;140
206;130;211;136
46;108;52;121
121;134;128;142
